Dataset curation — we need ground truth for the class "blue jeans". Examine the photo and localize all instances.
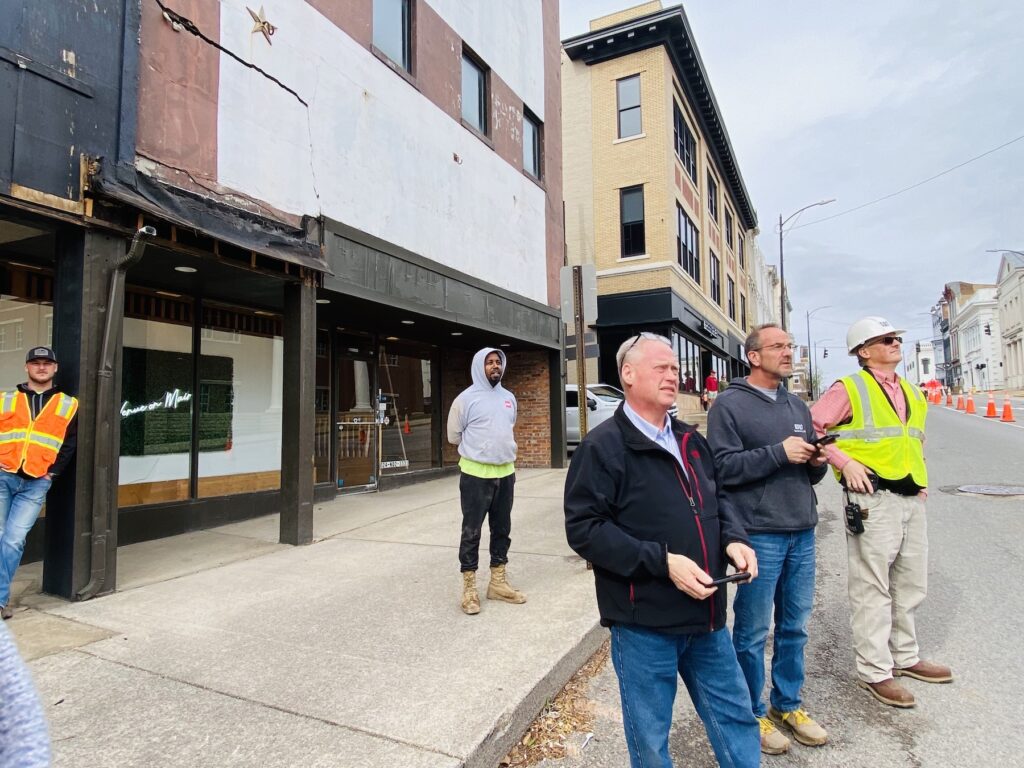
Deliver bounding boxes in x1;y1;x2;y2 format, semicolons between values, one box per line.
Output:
732;529;816;717
0;472;51;606
610;624;759;768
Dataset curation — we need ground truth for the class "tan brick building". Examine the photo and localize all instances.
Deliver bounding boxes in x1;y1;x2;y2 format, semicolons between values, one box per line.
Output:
562;2;759;394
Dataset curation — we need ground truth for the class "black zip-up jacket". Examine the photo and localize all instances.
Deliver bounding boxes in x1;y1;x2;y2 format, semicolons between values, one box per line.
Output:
15;383;78;478
564;405;750;634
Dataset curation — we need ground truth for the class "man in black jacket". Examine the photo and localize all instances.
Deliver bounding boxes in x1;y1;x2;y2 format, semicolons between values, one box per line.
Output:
707;324;828;755
564;332;759;768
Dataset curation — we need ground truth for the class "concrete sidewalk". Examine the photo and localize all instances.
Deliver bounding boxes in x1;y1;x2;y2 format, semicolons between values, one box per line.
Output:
7;468;605;768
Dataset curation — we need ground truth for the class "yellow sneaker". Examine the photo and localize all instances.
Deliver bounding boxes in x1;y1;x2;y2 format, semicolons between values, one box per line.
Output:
757;716;790;755
768;706;828;746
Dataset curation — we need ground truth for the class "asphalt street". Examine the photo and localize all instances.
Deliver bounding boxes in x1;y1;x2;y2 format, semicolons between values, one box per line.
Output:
537;403;1024;768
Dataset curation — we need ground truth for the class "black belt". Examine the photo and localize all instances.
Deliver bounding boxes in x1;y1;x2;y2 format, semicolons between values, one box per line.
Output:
875;475;922;497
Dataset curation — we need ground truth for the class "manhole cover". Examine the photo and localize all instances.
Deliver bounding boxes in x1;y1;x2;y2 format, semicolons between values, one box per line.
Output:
956;485;1024;496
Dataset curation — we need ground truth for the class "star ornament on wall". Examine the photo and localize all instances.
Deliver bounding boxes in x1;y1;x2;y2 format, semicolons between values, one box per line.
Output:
247;5;277;45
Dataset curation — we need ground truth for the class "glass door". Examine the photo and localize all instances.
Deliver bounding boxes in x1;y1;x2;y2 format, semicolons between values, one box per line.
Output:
335;334;378;492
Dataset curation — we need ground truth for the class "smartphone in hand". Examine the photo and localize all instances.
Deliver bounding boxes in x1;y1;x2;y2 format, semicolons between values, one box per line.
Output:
812;433;838;447
708;571;752;587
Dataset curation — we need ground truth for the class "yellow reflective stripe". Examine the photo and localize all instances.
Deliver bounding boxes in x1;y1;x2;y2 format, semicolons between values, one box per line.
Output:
849;374;874;429
56;395;74;418
0;431;29;441
28;433;61;451
835;426;905;441
0;393;17;413
908;428;925;441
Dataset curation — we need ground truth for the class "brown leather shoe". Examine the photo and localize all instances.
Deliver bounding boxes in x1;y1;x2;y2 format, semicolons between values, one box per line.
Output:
894;660;953;684
858;678;915;708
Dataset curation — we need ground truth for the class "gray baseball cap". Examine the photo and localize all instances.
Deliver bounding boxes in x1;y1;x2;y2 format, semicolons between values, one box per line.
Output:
25;346;58;363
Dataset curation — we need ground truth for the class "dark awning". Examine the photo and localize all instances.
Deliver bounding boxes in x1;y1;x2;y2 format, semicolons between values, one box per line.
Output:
91;171;329;273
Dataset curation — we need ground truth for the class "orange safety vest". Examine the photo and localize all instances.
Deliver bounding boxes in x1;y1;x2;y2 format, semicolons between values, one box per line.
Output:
0;390;79;478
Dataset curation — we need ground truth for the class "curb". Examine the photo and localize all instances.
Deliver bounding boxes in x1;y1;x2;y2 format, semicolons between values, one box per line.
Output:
464;621;608;768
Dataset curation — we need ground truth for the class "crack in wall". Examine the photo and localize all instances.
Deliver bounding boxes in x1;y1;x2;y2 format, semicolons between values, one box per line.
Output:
153;0;308;107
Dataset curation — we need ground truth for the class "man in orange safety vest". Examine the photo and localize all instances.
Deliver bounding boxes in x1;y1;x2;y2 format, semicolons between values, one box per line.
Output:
0;346;78;619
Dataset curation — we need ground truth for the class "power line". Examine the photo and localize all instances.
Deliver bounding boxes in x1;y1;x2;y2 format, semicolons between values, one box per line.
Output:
790;132;1024;231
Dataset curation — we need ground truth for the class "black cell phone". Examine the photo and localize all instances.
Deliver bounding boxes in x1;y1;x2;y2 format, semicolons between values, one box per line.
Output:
812;433;838;447
708;571;752;587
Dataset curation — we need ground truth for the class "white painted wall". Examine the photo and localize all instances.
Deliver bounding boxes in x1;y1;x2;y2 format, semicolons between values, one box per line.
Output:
216;0;549;304
429;0;546;117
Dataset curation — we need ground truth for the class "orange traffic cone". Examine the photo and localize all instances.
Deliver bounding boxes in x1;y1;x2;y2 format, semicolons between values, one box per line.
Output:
1001;398;1016;423
965;396;976;414
403;414;411;434
956;395;965;411
984;394;998;418
945;393;953;406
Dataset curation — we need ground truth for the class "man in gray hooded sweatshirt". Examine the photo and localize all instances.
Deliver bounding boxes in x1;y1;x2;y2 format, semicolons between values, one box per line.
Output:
707;324;829;755
447;348;526;615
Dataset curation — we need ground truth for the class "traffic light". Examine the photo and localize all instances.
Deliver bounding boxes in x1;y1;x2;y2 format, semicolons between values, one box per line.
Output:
984;323;991;335
823;348;829;358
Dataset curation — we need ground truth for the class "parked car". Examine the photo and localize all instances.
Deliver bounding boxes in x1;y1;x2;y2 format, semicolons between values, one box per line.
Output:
566;383;678;449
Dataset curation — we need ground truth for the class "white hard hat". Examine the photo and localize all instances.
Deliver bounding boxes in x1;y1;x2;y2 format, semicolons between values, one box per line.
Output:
846;316;906;354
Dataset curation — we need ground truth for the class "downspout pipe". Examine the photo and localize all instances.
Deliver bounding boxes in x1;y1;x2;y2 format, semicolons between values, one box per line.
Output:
77;226;156;601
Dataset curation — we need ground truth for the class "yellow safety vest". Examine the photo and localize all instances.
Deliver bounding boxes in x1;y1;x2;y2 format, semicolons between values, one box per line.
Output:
0;390;79;478
826;369;927;487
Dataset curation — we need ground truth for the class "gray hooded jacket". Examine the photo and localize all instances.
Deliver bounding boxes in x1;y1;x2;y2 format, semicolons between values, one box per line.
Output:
446;348;518;465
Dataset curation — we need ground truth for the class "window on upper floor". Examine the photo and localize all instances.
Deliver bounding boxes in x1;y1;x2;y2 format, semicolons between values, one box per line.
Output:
373;0;412;73
727;276;736;320
677;204;700;284
740;294;747;331
673;102;696;182
710;251;721;304
620;186;645;257
523;109;542;180
617;75;641;139
461;50;488;135
738;234;745;269
725;210;734;249
707;171;718;222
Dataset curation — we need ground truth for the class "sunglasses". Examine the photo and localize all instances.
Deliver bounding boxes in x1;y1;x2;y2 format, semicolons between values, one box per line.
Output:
619;332;662;371
872;336;903;346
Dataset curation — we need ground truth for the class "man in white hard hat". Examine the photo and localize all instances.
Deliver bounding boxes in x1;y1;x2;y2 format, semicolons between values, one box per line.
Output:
810;317;951;709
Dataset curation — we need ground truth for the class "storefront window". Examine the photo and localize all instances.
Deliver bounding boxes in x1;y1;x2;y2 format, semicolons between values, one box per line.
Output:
314;329;332;484
196;304;283;498
0;263;53;386
119;296;194;507
119;291;285;506
377;341;437;474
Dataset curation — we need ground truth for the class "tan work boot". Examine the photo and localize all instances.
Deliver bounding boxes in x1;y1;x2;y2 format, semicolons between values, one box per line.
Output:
858;678;915;708
757;716;790;755
769;706;828;746
894;659;953;683
486;564;527;604
461;571;480;615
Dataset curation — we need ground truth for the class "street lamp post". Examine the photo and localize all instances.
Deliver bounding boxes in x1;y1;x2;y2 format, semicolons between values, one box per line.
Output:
805;305;831;399
778;199;836;330
986;249;1024;258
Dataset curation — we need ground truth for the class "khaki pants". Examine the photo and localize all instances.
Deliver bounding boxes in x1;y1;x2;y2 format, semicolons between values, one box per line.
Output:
846;489;928;683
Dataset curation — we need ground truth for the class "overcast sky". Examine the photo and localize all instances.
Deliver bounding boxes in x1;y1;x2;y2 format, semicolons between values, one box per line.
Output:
560;0;1024;383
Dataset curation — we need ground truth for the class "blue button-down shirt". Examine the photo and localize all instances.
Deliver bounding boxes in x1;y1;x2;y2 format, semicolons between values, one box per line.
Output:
623;401;684;470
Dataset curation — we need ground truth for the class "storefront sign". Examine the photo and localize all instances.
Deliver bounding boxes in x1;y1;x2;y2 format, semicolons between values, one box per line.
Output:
120;388;193;418
380;460;410;469
699;319;721;339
